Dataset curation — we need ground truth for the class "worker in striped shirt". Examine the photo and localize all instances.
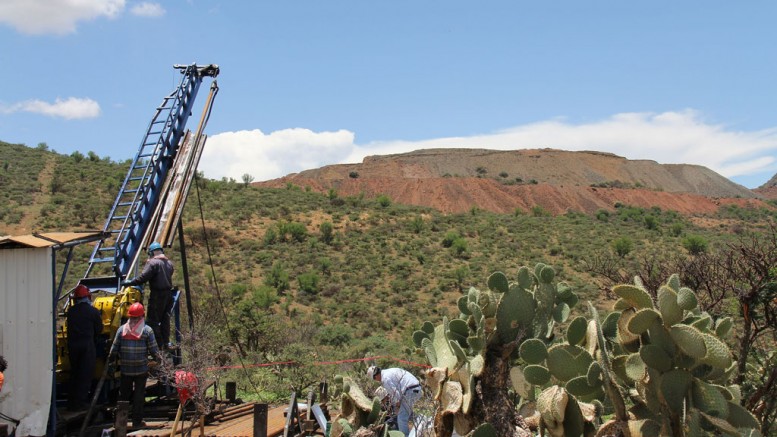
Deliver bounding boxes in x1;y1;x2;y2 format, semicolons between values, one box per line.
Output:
108;302;160;428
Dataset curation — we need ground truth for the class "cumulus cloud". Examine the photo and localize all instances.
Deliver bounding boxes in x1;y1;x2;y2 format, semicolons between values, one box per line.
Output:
130;2;165;17
200;128;355;181
2;97;101;119
0;0;124;35
202;111;777;186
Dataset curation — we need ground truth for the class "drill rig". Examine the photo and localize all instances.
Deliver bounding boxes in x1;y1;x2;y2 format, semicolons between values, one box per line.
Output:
55;64;220;403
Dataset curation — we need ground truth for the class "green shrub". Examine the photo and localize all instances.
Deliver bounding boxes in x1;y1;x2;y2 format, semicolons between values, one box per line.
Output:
376;194;391;208
612;236;633;257
298;271;321;294
320;221;334;244
682;235;708;255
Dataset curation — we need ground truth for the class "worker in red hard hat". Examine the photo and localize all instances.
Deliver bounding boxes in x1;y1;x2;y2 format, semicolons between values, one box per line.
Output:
66;284;103;411
108;302;160;428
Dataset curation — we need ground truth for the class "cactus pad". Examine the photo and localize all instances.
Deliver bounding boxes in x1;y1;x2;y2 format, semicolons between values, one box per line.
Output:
566;316;588;346
714;317;733;339
524;364;552;386
692;379;729;418
627;419;661;437
601;311;620;338
487;271;509;293
669;325;707;359
510;366;533;399
421;320;435;334
586;361;603;387
449;318;470;337
517;266;534;289
413;330;430;348
457;296;471;315
497;286;536;343
566;375;598;397
552;302;571;323
546;344;594;382
700;333;732;369
725;401;761;430
539;265;556;284
432;322;459;370
440;381;463;414
657;285;683;327
537;385;568;436
625;353;646;382
639;344;673;372
627;308;662;335
658;369;692;413
519;338;549;364
557;282;573;300
612;284;653;309
677;287;698;311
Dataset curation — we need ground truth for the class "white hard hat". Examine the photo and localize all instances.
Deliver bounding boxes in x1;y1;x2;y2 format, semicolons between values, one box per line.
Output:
367;365;380;379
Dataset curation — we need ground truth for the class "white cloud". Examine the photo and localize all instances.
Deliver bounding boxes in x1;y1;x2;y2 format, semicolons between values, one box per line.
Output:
2;97;101;119
130;2;164;17
0;0;125;35
202;111;777;186
200;128;355;181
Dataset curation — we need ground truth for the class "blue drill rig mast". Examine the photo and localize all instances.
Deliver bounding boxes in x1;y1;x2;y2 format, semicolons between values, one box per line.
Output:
81;63;219;292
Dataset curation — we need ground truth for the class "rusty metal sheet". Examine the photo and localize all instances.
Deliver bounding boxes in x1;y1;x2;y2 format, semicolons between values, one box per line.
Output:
129;404;291;437
0;231;105;249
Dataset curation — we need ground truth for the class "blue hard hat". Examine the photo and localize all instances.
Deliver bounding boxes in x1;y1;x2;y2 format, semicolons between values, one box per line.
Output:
148;242;163;255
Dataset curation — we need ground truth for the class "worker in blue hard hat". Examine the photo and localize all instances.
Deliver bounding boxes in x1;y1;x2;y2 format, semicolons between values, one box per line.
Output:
122;242;175;349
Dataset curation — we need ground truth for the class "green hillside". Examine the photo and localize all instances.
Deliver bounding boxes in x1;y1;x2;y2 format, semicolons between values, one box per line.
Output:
2;141;777;432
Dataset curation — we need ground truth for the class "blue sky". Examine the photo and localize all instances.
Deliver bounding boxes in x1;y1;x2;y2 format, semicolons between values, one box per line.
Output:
1;1;776;188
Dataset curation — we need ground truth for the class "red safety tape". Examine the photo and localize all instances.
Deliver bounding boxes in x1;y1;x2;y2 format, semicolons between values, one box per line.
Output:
207;355;431;371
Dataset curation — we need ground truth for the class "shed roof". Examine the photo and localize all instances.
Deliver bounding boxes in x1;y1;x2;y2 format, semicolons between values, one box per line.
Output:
0;231;107;249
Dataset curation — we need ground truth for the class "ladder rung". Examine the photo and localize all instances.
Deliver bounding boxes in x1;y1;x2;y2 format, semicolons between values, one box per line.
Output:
111;215;128;220
90;257;115;263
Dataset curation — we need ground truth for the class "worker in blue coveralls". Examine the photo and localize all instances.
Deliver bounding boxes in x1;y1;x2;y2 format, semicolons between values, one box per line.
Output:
122;242;175;349
367;366;422;436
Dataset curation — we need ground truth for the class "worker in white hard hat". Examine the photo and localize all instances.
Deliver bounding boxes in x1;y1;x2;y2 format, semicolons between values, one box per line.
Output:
367;366;422;436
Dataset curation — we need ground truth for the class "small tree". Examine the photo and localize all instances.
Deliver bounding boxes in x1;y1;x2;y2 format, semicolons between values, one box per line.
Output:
682;235;708;255
241;173;254;187
611;236;633;258
320;222;334;244
376;194;391;208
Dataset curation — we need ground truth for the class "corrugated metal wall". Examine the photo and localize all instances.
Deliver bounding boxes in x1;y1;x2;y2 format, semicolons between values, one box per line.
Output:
0;247;53;436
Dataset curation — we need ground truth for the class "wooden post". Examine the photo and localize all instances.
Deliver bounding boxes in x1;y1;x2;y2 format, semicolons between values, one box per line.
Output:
253;403;268;437
115;401;130;437
199;415;205;437
170;403;184;437
226;381;237;402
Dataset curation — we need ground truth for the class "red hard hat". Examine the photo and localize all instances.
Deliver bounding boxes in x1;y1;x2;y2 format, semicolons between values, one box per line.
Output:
72;284;90;299
128;302;145;317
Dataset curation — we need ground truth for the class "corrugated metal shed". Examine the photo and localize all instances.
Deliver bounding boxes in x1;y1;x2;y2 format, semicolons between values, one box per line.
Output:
0;245;54;436
0;231;106;436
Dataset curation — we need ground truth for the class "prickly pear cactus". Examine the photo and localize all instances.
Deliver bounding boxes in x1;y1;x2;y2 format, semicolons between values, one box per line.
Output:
589;275;762;437
414;264;577;437
329;375;395;437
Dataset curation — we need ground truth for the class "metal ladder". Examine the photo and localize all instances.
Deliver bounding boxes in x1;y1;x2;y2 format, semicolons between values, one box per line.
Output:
84;65;211;283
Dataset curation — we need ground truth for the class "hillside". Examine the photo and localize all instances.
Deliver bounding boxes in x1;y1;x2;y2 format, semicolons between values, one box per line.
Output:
754;171;777;200
259;148;766;214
